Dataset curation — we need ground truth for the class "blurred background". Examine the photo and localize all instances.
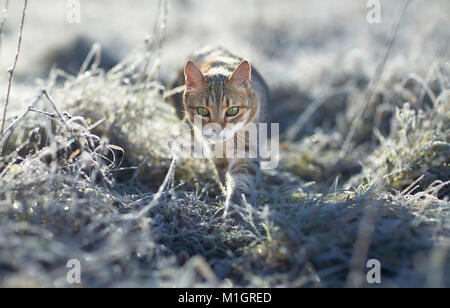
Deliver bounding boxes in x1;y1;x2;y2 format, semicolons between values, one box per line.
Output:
1;0;449;136
1;0;449;85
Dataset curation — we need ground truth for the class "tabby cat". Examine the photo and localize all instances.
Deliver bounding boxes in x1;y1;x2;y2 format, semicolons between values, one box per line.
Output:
168;46;269;214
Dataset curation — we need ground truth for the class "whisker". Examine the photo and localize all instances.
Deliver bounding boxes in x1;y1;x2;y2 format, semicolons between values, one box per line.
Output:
234;134;250;146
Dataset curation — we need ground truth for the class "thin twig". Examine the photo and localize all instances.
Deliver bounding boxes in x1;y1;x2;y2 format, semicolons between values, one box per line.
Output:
135;153;178;219
79;42;102;75
345;201;380;288
0;0;10;55
285;87;351;141
152;0;168;82
0;89;45;154
42;90;69;129
339;0;411;159
163;85;185;99
140;0;168;84
28;108;56;119
0;0;28;140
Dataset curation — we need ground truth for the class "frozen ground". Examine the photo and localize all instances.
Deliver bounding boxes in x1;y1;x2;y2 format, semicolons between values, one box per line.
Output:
0;0;448;287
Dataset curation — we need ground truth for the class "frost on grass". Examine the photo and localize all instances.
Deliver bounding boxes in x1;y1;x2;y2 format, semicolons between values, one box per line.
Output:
0;36;449;287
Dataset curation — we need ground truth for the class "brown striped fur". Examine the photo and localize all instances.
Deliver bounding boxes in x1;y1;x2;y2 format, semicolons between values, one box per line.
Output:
168;46;269;213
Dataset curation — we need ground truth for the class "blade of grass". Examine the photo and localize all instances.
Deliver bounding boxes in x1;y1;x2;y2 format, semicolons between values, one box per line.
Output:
0;0;28;139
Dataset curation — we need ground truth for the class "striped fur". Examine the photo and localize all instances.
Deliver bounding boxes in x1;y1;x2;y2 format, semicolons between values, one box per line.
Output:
169;46;269;213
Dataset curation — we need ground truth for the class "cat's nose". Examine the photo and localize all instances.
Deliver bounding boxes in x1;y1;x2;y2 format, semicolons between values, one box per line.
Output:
203;123;223;137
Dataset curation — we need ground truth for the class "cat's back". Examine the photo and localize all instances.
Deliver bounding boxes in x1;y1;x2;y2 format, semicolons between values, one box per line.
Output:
191;46;242;75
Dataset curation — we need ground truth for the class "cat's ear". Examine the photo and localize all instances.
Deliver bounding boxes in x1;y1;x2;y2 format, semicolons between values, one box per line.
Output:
184;61;206;90
228;60;251;89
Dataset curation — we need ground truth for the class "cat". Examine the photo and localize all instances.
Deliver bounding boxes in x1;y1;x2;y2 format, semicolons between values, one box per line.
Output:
168;46;269;215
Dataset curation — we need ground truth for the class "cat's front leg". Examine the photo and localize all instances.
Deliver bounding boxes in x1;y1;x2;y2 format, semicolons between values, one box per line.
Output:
224;158;260;215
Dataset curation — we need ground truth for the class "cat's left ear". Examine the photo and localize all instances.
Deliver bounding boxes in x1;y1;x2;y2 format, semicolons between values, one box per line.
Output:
185;61;206;91
228;60;251;89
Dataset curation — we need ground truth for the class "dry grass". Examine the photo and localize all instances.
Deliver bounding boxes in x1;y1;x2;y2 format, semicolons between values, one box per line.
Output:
0;1;448;288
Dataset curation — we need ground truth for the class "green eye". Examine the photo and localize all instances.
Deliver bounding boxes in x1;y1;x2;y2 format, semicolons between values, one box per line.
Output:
197;107;210;117
226;107;240;117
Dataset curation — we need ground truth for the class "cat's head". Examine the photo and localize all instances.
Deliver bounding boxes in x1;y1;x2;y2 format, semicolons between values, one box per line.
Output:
183;60;258;144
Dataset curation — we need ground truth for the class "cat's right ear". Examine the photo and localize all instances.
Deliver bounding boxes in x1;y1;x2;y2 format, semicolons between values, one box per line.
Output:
184;61;205;91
